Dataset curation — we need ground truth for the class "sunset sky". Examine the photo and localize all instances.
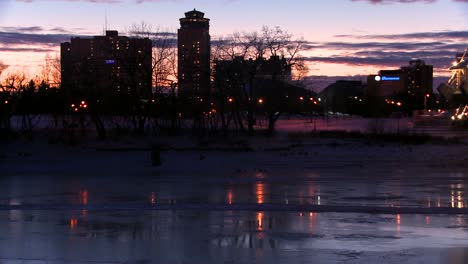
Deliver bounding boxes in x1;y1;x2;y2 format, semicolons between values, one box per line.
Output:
0;0;467;82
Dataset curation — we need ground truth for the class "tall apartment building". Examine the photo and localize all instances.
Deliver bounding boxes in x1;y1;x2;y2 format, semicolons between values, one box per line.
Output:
401;59;433;97
177;9;211;98
61;30;152;100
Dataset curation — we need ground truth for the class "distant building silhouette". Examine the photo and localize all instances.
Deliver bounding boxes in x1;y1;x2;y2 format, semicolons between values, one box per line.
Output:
214;56;305;99
367;69;407;97
367;60;434;115
367;60;433;98
320;80;365;114
61;30;152;101
214;56;292;88
401;59;433;97
256;56;292;81
178;9;211;98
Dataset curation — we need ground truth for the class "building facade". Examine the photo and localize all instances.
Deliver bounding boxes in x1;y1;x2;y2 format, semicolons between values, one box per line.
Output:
61;30;152;100
177;9;211;98
367;70;407;97
366;60;434;114
367;60;433;98
401;59;433;97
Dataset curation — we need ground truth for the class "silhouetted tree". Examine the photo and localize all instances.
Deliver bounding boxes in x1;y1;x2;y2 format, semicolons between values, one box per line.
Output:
213;26;308;135
126;22;178;134
40;53;61;88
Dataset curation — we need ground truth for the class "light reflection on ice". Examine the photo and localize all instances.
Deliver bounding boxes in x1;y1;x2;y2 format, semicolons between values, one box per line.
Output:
227;189;233;205
256;183;265;204
150;192;156;206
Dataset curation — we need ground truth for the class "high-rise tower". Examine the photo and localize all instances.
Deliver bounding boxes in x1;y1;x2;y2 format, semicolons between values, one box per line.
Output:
61;30;152;101
177;9;211;98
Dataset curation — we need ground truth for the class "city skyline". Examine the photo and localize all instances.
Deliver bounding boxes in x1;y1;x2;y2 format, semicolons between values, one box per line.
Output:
0;0;467;80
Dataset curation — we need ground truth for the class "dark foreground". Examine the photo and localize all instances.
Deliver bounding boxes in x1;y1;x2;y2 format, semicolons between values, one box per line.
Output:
1;135;468;263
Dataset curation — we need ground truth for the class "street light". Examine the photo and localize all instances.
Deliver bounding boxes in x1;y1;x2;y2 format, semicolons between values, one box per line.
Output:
258;98;264;104
424;93;430;111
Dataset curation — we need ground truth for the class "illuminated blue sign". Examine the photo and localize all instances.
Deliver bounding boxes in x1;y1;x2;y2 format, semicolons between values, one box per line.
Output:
381;76;400;81
105;60;115;64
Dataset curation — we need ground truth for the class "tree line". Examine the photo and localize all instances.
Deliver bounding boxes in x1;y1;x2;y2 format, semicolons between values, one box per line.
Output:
0;24;318;142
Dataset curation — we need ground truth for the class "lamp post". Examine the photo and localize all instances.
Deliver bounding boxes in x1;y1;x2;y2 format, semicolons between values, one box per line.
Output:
424;93;430;111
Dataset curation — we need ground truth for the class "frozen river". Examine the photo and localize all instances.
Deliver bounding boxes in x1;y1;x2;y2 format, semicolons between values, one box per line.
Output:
1;137;468;263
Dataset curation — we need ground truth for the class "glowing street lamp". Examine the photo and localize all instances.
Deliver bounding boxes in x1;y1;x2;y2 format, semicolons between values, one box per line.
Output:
424;93;430;110
258;98;264;104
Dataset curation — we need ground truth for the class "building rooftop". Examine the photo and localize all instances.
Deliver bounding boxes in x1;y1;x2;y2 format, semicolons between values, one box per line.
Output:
185;9;205;18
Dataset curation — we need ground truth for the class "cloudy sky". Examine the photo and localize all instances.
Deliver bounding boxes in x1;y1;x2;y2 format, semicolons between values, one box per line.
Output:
0;0;467;80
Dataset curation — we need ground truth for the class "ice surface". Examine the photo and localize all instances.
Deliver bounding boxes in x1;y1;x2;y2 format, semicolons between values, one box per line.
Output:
1;130;468;263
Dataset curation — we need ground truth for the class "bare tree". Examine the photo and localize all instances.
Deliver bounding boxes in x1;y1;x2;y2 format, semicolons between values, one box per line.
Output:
213;26;309;135
0;62;11;132
40;54;61;87
0;61;7;77
127;22;177;91
2;71;27;94
124;22;178;134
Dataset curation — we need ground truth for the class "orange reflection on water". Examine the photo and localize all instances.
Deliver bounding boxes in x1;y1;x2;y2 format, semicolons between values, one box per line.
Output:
150;192;156;205
396;214;401;236
256;183;265;204
309;212;317;232
450;187;465;209
227;189;233;205
451;191;455;208
458;192;464;209
79;190;88;205
70;218;78;229
257;212;263;231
